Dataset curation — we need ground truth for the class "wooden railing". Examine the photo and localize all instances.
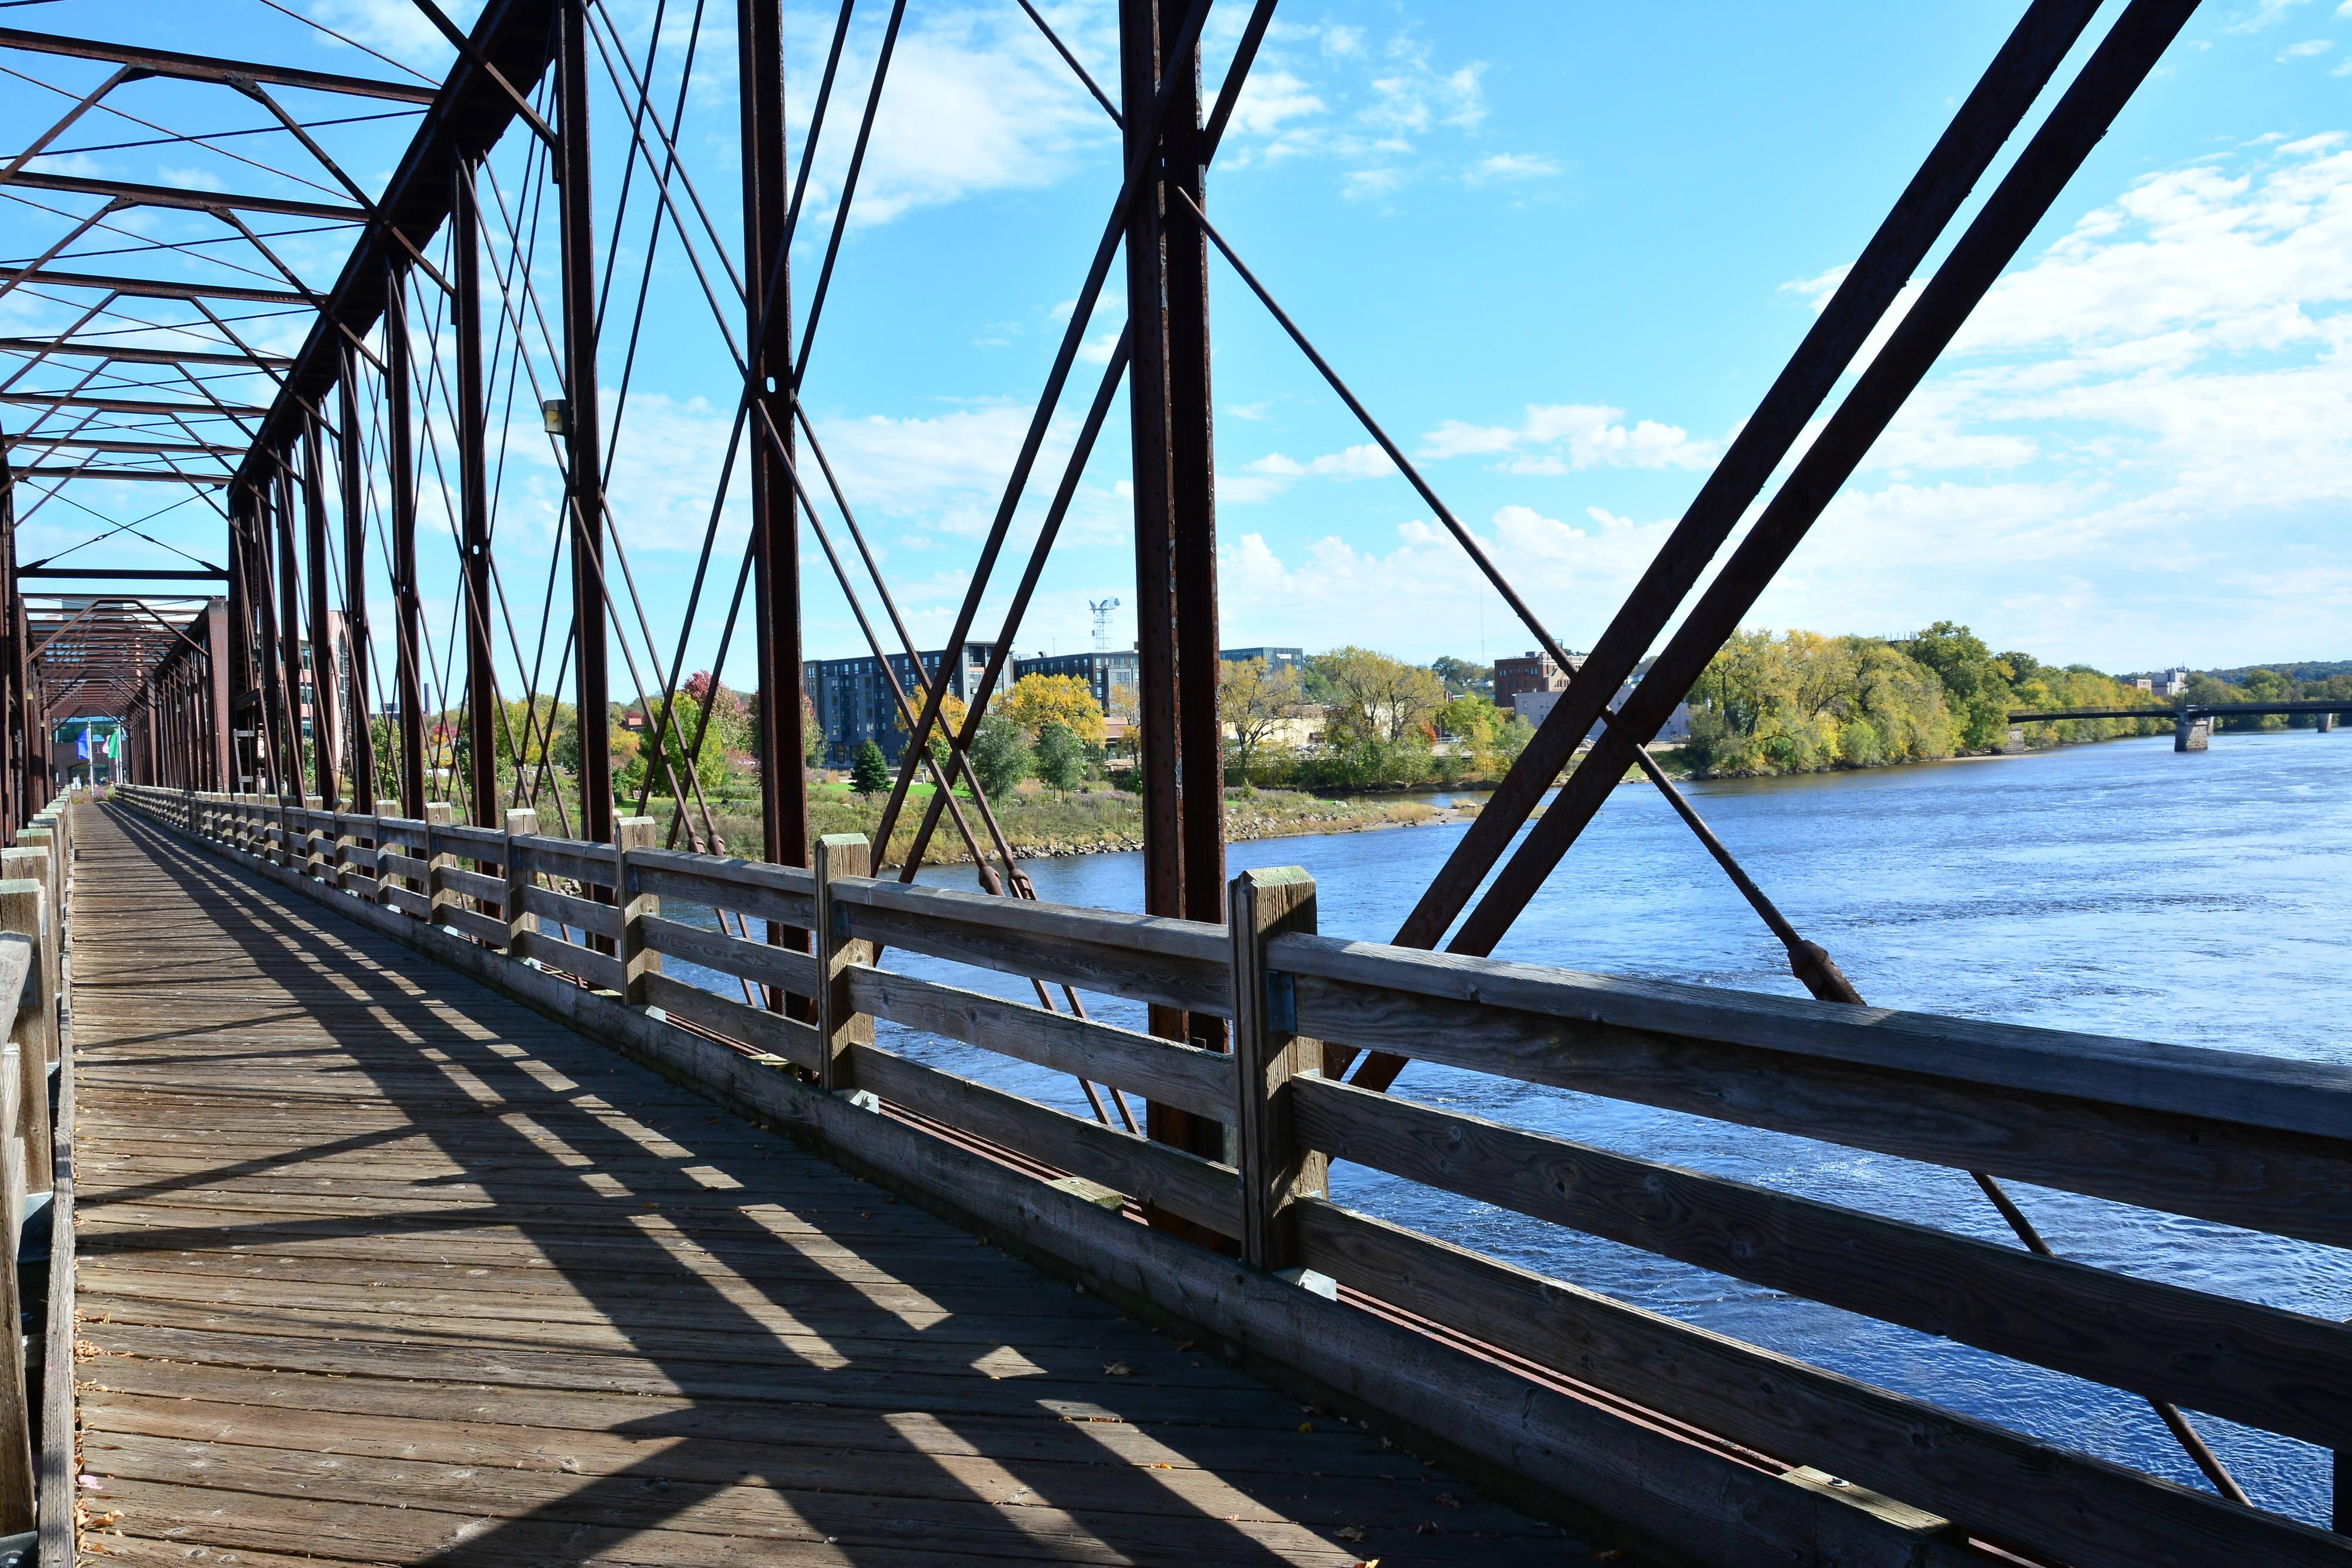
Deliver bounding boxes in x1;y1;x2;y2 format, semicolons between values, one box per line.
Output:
114;785;2352;1568
0;790;80;1564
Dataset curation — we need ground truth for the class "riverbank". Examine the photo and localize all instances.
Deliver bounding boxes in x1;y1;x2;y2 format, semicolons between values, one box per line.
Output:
699;787;1451;865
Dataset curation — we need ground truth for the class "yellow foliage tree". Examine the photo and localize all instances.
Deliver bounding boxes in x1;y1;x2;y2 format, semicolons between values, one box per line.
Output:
1003;673;1105;745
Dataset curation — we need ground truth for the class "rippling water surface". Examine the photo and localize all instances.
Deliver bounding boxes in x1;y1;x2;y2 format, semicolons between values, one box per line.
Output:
668;731;2352;1523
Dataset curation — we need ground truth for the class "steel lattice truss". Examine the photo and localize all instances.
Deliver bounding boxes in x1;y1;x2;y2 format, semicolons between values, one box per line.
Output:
0;0;2254;1505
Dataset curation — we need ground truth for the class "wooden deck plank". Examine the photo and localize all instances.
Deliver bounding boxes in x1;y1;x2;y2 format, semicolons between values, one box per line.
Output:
73;806;1591;1564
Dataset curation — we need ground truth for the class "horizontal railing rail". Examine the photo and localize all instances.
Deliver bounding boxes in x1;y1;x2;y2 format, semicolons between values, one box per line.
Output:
113;784;2352;1568
0;788;81;1560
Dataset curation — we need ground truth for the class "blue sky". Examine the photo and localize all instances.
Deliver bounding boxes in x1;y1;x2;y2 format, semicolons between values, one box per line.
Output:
9;0;2352;703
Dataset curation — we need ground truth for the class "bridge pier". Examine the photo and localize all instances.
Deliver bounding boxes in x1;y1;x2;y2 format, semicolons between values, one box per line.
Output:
2174;716;2211;753
2002;726;2028;755
2318;712;2337;734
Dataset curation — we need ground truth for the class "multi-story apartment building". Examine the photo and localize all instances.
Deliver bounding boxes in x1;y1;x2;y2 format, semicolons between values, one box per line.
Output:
804;642;1013;767
1218;645;1304;674
1010;649;1140;713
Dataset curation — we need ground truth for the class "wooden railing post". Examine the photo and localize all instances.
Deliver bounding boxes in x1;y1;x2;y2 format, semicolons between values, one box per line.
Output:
0;881;53;1188
300;796;324;879
12;830;55;948
424;802;456;927
1230;866;1328;1275
616;816;659;1003
0;936;31;1532
814;833;873;1095
504;809;539;956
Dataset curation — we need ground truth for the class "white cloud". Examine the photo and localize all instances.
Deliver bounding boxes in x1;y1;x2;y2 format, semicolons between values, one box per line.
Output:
1225;70;1325;139
1466;153;1561;185
780;2;1116;232
1218;504;1675;654
2280;37;2336;57
1744;134;2352;665
308;0;467;71
1222;442;1397;504
1211;22;1497;198
2227;0;2315;30
1421;404;1718;472
155;166;228;193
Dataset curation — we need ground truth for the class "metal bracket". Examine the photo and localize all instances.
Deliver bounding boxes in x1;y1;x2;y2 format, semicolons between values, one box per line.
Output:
1264;969;1295;1034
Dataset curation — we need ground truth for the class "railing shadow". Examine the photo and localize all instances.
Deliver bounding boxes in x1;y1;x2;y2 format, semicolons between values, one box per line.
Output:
85;807;1551;1565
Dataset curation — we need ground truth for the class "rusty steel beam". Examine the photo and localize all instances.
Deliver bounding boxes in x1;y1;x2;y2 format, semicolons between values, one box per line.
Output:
302;413;339;806
0;392;271;417
338;341;373;813
8;469;229;486
0;268;309;305
5;436;241;456
556;0;612;847
0;169;365;222
740;0;806;887
386;260;426;818
19;569;226;580
0;27;441;102
0;339;293;369
453;165;496;829
1120;0;1227;1181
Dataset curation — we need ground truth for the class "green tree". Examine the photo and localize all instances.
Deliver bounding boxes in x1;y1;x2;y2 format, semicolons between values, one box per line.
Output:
967;716;1031;801
1033;720;1085;800
1429;656;1493;698
1312;646;1446;745
1220;656;1305;786
1901;621;2011;750
802;694;827;766
849;740;891;796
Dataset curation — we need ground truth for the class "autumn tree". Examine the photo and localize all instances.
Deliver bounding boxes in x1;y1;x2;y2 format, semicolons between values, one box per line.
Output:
1219;656;1305;785
1003;673;1105;744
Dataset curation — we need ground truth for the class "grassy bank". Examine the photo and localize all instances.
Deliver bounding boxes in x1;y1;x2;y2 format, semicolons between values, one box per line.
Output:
695;784;1444;866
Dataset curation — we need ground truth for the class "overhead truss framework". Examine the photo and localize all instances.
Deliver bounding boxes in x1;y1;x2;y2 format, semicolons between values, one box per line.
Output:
12;0;2274;1522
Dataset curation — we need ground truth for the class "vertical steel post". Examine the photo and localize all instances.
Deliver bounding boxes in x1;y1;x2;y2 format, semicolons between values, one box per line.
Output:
386;259;427;819
225;495;252;790
558;0;614;847
339;346;375;812
0;456;19;837
205;596;230;792
455;163;498;828
302;414;341;808
243;489;288;798
739;0;812;979
275;463;306;803
1120;0;1225;1172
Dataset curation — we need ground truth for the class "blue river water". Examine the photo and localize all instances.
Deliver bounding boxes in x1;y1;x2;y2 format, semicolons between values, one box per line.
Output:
664;731;2352;1525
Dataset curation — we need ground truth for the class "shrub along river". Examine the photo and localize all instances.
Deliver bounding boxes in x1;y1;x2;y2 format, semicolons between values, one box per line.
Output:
663;730;2352;1525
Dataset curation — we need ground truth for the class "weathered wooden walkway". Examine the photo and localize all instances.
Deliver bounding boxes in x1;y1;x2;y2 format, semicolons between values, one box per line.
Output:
71;806;1581;1564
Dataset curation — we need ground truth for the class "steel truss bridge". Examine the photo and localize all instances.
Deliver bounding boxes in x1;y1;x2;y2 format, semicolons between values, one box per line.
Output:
0;2;2344;1566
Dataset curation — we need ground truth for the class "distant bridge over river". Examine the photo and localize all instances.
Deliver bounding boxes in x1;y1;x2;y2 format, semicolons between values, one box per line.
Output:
2007;699;2352;751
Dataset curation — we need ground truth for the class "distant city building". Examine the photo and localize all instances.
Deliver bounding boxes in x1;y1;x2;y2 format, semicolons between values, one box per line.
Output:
1219;646;1305;674
1013;649;1138;714
2156;667;2192;698
804;643;1012;767
2126;678;2153;693
1515;684;1690;743
1494;649;1582;709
